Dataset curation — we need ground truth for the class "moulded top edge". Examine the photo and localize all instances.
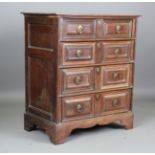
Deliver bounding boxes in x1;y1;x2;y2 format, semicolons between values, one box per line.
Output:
21;12;141;18
21;12;58;16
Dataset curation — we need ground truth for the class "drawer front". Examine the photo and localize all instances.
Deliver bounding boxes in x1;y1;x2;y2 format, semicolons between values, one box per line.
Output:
61;67;95;94
61;42;95;66
103;90;131;113
103;90;130;112
101;41;133;63
100;64;132;90
103;19;132;38
95;90;131;115
61;18;95;40
62;95;94;121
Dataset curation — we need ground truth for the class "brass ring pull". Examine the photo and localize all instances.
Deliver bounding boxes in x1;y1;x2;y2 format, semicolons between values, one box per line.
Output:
76;104;83;113
112;99;120;107
74;76;81;85
77;25;84;34
112;72;119;80
76;49;82;57
115;24;121;34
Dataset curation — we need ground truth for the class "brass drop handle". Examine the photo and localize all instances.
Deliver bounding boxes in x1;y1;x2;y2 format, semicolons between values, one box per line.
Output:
114;48;120;55
112;99;120;107
95;94;100;100
115;24;121;34
76;104;83;113
76;49;82;57
74;76;81;85
77;25;84;34
112;72;119;80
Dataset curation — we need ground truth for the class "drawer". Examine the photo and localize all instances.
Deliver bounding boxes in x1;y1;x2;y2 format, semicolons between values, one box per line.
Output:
103;19;132;38
61;42;95;66
101;41;133;63
62;94;94;121
61;67;95;94
94;90;131;115
99;64;132;90
61;18;95;40
103;90;131;112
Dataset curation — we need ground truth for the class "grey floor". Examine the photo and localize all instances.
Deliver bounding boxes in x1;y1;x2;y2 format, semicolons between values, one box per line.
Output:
0;95;155;153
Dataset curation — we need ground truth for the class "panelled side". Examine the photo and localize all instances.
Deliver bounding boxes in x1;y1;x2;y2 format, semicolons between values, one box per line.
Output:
25;15;58;121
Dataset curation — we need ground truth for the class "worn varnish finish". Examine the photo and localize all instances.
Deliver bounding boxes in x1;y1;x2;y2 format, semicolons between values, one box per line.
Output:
22;13;139;144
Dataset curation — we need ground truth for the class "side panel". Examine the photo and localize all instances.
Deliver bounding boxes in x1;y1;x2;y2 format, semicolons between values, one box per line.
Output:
25;15;58;121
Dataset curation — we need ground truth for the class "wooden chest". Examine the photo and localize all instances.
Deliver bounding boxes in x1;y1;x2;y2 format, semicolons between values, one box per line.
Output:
22;13;139;144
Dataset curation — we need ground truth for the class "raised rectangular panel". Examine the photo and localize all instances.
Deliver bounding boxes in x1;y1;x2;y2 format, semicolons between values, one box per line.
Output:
61;67;95;94
103;19;132;38
100;64;132;90
61;18;96;40
28;24;55;51
61;42;95;66
62;94;94;121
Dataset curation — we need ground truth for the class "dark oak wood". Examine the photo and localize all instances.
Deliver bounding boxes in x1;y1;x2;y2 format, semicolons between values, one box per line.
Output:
101;41;134;63
99;64;132;90
22;13;139;144
24;111;133;144
94;89;131;116
61;67;95;94
61;42;95;66
62;94;94;122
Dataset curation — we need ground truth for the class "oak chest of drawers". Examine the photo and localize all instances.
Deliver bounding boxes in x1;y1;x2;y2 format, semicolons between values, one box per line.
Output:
22;13;139;144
